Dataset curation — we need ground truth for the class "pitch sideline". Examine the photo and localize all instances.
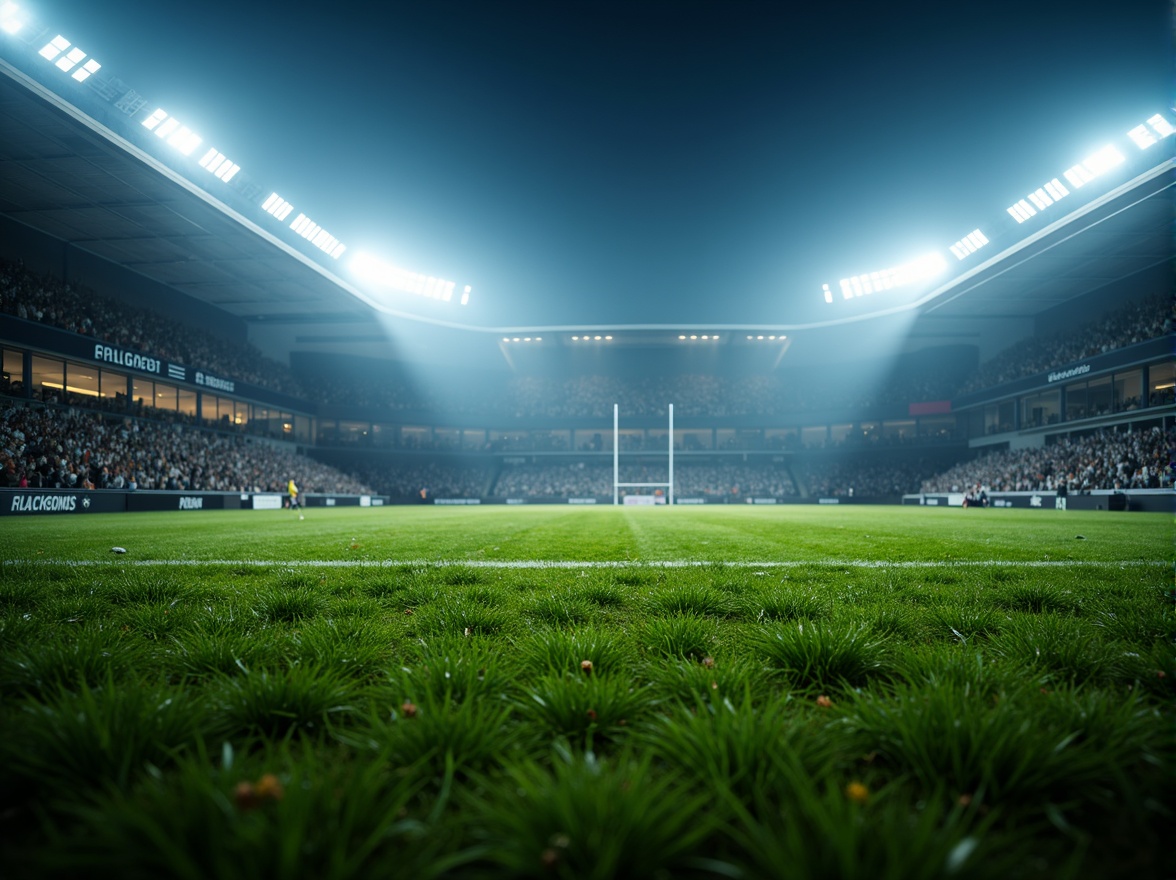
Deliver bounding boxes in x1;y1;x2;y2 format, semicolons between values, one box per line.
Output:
5;558;1168;569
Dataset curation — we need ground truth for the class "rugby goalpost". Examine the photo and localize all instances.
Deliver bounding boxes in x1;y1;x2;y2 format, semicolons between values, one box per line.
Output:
613;403;673;506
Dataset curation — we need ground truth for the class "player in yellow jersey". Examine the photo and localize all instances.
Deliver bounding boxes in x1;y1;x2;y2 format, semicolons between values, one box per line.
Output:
288;478;304;519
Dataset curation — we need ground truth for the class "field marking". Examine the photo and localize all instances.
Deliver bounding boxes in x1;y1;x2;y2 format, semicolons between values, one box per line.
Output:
5;558;1168;569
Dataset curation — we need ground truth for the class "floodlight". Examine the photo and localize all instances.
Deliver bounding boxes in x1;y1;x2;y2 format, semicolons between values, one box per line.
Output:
573;336;580;341
1147;114;1174;137
72;59;101;82
1007;200;1036;223
154;117;180;139
461;285;471;306
168;126;202;155
262;193;294;220
605;336;612;340
1043;179;1068;200
1027;188;1054;211
746;335;753;340
594;336;602;340
0;2;27;34
199;150;241;182
349;251;457;298
822;283;833;304
701;335;708;340
679;335;686;340
1128;124;1157;149
39;35;69;61
535;337;541;341
950;229;989;260
1063;163;1094;188
768;335;775;340
1083;144;1125;176
141;108;168;131
757;335;764;340
56;46;85;72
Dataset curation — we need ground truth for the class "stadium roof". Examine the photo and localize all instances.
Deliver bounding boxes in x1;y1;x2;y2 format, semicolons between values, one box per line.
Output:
0;49;1172;365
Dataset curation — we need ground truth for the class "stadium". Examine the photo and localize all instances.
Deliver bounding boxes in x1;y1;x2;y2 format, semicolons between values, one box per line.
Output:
0;1;1172;877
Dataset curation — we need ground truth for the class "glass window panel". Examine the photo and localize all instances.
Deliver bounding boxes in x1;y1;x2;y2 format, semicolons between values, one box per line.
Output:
338;420;368;444
2;348;24;391
31;354;64;400
152;382;178;411
1113;371;1142;411
1064;381;1087;421
765;428;798;450
64;361;100;399
1147;362;1173;406
131;378;154;411
1086;376;1112;417
177;388;197;417
916;416;953;440
457;428;483;450
801;426;826;448
675;429;711;450
100;368;127;405
1020;390;1060;429
401;426;429;449
434;427;460;449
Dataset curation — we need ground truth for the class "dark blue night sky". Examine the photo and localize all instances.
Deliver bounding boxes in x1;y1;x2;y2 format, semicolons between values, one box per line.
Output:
28;0;1172;327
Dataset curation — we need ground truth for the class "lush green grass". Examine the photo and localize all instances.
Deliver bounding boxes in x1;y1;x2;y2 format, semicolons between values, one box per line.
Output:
0;505;1171;878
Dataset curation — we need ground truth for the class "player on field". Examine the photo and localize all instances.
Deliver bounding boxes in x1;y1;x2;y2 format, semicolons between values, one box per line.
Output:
288;478;304;519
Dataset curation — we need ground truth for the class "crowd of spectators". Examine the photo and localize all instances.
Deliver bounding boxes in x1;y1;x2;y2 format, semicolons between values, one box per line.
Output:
343;460;488;499
0;400;371;494
485;460;932;499
921;427;1173;494
0;258;305;396
958;291;1173;394
799;458;930;498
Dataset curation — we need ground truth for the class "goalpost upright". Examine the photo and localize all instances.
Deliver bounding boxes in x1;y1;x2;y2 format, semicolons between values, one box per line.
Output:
613;403;673;505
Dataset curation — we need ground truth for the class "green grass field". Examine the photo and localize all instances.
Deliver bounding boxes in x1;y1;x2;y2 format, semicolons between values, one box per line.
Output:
1;506;1172;878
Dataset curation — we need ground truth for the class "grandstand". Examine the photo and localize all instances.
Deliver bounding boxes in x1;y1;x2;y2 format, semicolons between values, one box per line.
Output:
0;4;1172;516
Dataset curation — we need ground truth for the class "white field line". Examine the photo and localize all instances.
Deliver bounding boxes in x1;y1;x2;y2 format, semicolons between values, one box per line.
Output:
4;558;1168;569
